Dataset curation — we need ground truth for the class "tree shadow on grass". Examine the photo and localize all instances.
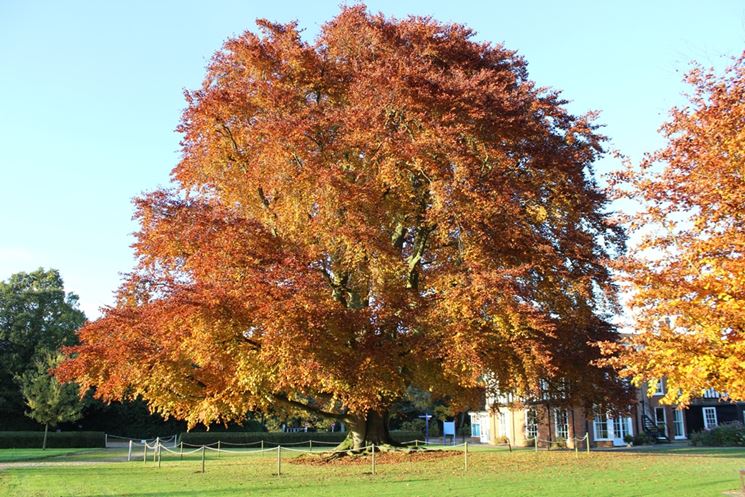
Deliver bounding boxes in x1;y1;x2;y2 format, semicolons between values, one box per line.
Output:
81;477;433;497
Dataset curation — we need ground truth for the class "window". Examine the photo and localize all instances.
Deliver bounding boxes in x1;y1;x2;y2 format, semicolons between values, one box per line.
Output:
593;414;609;440
703;388;720;399
673;410;686;439
593;415;633;441
655;407;667;436
525;408;538;440
539;379;549;400
653;380;665;396
703;407;718;430
554;409;569;439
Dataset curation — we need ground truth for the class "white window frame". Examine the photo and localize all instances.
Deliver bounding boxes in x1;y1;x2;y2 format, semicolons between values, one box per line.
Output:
673;409;686;439
593;414;610;440
653;380;665;396
525;408;538;440
553;409;569;440
703;407;718;430
703;388;720;399
593;415;633;442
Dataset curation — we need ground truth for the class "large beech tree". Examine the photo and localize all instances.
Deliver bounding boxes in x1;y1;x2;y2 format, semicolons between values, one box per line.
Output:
602;55;745;404
58;6;628;449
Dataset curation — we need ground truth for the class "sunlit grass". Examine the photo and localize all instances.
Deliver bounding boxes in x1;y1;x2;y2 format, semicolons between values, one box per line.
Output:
1;446;743;496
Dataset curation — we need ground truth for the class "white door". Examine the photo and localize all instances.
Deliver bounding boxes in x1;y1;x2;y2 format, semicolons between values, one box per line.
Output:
499;412;507;439
612;417;631;446
655;408;667;437
479;413;490;443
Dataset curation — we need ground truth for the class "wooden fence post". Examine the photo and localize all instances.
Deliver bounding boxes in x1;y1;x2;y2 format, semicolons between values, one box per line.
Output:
276;446;282;476
127;440;132;462
371;443;376;475
201;446;206;473
464;441;469;472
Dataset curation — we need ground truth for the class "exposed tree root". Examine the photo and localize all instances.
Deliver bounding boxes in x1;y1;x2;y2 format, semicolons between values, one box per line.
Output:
290;447;455;466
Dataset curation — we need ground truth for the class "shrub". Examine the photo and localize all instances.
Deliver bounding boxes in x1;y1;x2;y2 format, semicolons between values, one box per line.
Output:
0;431;105;448
689;431;706;447
179;430;422;446
689;422;745;447
399;419;425;433
632;432;656;445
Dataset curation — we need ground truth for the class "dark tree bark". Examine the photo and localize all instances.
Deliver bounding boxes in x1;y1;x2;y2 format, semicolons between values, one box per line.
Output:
336;411;397;451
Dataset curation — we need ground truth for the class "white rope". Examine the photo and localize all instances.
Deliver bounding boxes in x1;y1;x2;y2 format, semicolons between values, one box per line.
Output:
159;445;203;456
181;439;343;448
263;440;314;446
202;445;277;455
182;441;219;447
405;439;467;447
280;446;317;454
219;441;263;446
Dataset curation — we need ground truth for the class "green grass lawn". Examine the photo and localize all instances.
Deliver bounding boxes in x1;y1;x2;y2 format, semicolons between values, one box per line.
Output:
0;449;91;463
0;446;744;497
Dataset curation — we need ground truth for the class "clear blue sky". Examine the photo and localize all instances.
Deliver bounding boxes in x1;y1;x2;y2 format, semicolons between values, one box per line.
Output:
1;1;743;318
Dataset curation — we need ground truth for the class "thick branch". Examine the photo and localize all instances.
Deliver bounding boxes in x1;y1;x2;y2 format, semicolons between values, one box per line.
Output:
406;225;436;290
240;335;262;350
271;394;347;421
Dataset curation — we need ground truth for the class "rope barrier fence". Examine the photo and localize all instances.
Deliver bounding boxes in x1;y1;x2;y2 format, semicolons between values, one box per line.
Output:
126;434;595;473
525;433;591;453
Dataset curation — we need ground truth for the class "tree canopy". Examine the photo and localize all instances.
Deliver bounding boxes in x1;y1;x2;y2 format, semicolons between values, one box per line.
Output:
601;54;745;404
0;268;85;425
58;6;629;447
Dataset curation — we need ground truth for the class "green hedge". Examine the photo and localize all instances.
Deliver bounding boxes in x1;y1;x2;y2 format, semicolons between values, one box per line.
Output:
180;430;422;446
689;422;745;447
0;431;105;448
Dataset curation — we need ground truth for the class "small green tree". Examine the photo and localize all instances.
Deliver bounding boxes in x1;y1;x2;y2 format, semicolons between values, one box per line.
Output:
0;268;86;427
17;353;83;449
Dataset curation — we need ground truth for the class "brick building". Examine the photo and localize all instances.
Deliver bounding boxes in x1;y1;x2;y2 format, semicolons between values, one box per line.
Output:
469;381;745;447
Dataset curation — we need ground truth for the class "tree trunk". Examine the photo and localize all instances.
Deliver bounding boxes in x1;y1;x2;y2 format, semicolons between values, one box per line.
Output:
42;423;48;450
336;411;397;451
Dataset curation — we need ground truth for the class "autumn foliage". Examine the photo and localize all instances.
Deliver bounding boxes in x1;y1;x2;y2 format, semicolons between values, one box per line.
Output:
602;54;745;404
58;6;628;446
